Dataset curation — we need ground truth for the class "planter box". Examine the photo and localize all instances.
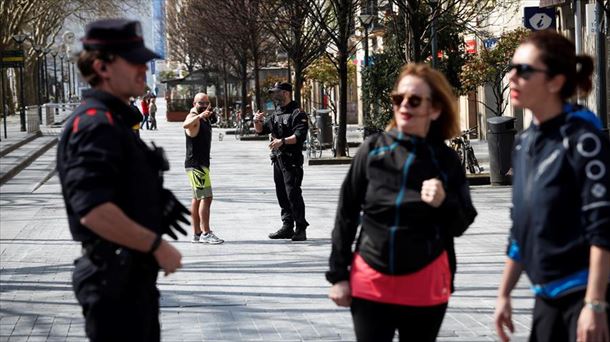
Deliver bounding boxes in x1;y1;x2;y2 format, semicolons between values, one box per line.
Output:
166;111;188;122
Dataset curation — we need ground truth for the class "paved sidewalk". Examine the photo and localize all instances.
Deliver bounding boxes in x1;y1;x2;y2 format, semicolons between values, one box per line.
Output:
0;99;533;341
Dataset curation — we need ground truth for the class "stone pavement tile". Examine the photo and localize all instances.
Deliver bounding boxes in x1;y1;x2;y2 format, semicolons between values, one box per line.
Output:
0;318;18;326
65;323;84;338
47;324;69;338
6;336;27;342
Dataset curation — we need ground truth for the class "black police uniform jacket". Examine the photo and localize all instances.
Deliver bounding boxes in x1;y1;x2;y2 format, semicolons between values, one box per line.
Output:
326;129;477;292
508;109;610;291
258;101;308;164
57;89;165;244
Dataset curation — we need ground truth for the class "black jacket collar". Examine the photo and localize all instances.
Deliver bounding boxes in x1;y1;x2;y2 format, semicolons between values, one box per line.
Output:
82;89;142;127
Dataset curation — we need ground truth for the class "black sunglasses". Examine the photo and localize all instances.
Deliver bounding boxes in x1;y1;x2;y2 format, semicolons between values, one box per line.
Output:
197;101;210;106
390;93;429;108
508;63;548;79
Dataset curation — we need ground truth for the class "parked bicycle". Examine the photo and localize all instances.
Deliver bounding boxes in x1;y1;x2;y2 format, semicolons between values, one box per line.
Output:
331;123;350;158
234;116;253;140
449;127;483;174
305;113;322;159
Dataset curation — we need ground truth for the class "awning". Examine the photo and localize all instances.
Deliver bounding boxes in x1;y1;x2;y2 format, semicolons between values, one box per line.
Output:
539;0;566;7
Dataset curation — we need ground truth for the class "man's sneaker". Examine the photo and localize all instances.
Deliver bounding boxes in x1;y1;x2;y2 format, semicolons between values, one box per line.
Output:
292;229;307;241
192;233;202;243
200;231;224;244
268;227;294;239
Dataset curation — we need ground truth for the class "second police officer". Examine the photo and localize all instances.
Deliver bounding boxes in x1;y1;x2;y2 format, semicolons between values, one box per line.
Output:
254;82;310;241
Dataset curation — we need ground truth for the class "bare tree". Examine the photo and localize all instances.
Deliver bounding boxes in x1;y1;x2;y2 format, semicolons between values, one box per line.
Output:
389;0;518;62
259;0;327;107
304;0;361;157
1;0;144;107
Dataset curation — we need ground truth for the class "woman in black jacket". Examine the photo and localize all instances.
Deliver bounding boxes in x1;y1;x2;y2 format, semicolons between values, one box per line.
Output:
494;30;610;342
326;63;477;341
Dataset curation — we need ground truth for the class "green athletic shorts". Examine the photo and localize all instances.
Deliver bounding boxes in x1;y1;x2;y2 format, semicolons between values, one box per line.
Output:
186;167;213;199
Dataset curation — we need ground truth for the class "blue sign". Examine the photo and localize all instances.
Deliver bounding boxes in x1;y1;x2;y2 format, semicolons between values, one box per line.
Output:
483;38;498;49
524;7;556;31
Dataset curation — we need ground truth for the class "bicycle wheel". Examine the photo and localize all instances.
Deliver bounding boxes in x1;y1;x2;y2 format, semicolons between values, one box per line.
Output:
458;145;466;169
235;121;241;140
311;136;322;159
469;149;483;173
331;135;337;157
467;150;477;174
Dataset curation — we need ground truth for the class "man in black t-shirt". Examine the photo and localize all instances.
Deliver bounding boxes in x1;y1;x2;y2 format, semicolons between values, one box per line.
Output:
183;93;224;244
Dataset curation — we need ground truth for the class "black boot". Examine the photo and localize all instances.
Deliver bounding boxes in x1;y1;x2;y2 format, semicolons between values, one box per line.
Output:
292;229;307;241
268;226;294;239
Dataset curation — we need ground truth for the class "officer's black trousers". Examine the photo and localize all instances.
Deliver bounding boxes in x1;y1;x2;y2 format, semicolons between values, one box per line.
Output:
273;157;308;230
73;255;160;342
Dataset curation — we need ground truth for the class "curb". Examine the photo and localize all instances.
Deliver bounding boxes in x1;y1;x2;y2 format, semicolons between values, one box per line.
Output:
0;137;58;185
308;157;353;166
239;135;268;141
0;131;42;158
466;173;491;186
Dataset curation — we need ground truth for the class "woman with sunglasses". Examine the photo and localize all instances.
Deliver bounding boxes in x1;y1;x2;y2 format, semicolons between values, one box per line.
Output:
494;30;610;342
326;63;477;341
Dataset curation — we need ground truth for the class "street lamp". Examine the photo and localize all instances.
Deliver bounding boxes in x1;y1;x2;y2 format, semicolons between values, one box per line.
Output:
32;44;43;121
43;48;50;101
359;10;374;138
11;33;28;131
430;0;439;69
59;51;66;102
50;48;58;103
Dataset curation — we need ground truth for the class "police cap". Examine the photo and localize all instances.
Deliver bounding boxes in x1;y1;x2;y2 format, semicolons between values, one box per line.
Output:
81;18;160;64
268;82;292;93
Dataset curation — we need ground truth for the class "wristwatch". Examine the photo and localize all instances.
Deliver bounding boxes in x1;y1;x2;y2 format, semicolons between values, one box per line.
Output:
584;299;608;313
281;137;286;145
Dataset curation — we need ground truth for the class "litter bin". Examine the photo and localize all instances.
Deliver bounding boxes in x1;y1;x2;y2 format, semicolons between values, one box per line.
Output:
487;116;516;186
315;109;332;147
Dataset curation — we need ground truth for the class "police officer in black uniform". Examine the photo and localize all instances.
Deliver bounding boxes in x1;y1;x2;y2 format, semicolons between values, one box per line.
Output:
56;19;188;341
254;82;309;241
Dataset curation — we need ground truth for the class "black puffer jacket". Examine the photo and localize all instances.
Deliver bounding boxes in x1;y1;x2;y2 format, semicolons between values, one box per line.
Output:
326;130;477;292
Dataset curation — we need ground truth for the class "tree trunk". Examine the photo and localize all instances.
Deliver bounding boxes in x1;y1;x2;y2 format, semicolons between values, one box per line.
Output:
240;57;248;119
337;50;348;157
294;62;304;108
253;52;261;111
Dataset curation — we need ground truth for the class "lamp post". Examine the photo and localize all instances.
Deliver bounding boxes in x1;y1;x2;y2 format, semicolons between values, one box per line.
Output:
67;56;72;100
43;48;50;101
59;51;66;102
71;59;77;99
359;11;374;137
32;44;43;121
50;48;58;103
429;0;439;69
11;34;28;131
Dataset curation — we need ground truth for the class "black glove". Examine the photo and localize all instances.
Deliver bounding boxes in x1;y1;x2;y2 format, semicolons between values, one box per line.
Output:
160;189;190;240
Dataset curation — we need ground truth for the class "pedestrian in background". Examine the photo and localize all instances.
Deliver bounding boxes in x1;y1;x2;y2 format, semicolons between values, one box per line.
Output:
129;97;143;136
141;94;150;130
149;95;158;130
326;63;477;342
494;30;610;342
57;18;188;341
183;93;224;244
254;82;310;241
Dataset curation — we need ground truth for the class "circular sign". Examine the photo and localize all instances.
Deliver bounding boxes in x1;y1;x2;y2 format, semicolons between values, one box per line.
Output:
529;13;553;30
